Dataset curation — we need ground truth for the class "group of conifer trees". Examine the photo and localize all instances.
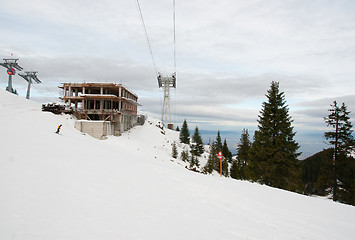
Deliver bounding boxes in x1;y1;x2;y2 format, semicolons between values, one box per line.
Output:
172;120;206;169
229;81;354;205
203;131;232;176
173;81;355;206
173;119;234;175
302;101;355;205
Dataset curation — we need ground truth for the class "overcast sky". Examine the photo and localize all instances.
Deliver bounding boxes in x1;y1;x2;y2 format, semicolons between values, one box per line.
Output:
1;0;355;157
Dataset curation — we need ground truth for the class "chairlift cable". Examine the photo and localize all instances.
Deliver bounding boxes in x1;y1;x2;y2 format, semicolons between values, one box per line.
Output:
41;82;59;102
135;0;158;77
173;0;176;74
136;0;176;76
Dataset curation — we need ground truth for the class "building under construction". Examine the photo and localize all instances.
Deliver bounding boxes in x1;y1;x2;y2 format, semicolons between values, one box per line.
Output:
59;82;141;139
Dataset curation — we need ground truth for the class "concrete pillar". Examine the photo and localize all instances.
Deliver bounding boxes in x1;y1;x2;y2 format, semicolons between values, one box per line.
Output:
26;80;32;99
100;87;103;95
68;86;72;105
83;87;85;94
7;74;13;93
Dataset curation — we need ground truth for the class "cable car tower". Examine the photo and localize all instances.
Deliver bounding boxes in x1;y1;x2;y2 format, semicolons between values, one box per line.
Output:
158;72;176;128
136;0;177;129
0;58;23;94
18;71;41;99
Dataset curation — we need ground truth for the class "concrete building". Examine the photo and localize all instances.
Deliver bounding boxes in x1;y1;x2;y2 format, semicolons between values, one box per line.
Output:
59;82;140;139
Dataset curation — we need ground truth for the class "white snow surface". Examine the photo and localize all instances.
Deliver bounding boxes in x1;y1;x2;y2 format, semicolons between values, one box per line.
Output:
0;89;354;240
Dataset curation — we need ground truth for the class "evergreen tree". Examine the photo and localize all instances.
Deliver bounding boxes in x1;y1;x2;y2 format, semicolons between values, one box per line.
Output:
172;142;178;159
250;81;300;190
336;154;355;205
302;148;355;206
220;139;231;177
208;131;220;172
231;129;251;180
222;139;232;163
181;148;189;162
176;126;180;131
191;126;204;156
301;148;333;196
324;101;355;202
204;143;217;174
221;155;229;177
215;130;223;153
230;160;240;179
213;131;225;174
237;129;251;166
189;153;200;168
179;119;190;144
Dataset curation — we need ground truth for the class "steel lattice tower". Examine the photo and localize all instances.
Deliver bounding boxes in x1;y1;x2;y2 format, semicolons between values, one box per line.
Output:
18;71;41;99
0;58;23;94
158;72;176;127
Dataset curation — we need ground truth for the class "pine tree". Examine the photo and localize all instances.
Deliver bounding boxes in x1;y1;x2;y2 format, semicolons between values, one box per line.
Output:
302;147;355;206
215;130;223;153
179;119;190;144
213;131;225;174
191;126;204;156
336;154;355;205
204;143;217;174
172;142;178;159
189;153;200;168
231;129;251;180
176;126;180;131
230;160;240;179
250;81;300;190
301;148;333;196
222;139;232;163
181;148;189;162
324;101;355;202
221;156;229;177
220;139;231;177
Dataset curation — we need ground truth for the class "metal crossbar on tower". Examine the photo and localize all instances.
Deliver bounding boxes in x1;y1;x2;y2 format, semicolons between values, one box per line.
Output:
18;71;41;99
0;58;23;94
158;72;176;127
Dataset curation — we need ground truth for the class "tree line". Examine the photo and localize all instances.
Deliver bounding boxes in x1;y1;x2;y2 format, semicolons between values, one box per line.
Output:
172;81;355;206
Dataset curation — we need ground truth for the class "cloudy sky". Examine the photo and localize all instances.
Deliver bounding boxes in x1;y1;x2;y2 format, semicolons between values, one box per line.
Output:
1;0;355;157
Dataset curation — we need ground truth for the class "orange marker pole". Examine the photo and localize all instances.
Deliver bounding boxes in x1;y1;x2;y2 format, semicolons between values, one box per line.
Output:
218;151;223;177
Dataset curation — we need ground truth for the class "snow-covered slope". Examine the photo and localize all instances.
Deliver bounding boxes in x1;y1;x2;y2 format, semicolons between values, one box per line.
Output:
0;89;354;240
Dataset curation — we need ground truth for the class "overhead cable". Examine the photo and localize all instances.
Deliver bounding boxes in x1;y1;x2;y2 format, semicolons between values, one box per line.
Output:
136;0;158;77
173;0;176;74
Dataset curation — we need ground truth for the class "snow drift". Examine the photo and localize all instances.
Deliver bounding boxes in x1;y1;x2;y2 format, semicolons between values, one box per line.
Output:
0;89;354;240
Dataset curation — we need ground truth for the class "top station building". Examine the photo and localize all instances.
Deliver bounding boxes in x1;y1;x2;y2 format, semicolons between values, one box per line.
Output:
59;82;141;138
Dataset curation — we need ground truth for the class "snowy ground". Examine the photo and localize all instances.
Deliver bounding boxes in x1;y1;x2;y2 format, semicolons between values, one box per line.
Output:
0;89;354;240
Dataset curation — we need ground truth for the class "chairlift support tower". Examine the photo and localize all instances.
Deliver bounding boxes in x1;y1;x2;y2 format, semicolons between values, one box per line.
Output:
0;58;23;94
158;72;176;127
18;71;41;99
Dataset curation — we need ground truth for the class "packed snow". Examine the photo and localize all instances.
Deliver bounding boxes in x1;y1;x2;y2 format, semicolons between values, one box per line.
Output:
0;89;354;240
